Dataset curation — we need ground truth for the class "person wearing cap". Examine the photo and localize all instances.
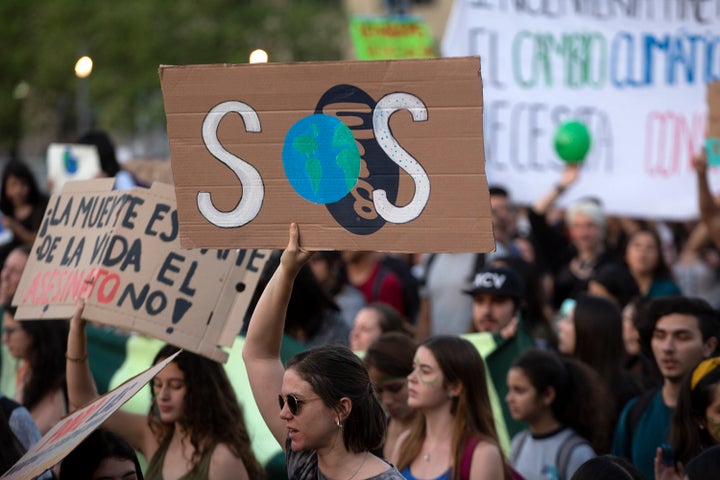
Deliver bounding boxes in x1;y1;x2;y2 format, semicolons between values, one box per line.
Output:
462;266;537;437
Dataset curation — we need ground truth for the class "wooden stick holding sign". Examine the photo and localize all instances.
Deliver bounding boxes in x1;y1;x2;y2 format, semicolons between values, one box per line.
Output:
160;56;495;253
12;179;270;362
1;351;180;480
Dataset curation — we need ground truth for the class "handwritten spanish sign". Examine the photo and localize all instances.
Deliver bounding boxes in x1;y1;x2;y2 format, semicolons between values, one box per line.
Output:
1;352;179;480
160;57;494;253
12;179;269;362
443;1;720;219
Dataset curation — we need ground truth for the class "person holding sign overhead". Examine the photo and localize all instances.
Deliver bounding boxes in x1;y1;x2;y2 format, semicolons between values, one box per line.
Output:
242;223;405;480
66;299;265;480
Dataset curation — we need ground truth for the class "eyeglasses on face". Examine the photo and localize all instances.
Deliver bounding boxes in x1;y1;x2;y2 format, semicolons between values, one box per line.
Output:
278;393;320;415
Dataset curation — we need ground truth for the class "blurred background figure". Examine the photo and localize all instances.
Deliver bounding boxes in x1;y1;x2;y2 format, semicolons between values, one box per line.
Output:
349;302;412;353
364;332;417;461
308;250;365;328
342;250;406;317
665;357;720;471
76;130;140;190
556;294;644;431
59;427;144;480
507;349;607;478
0;160;48;268
2;306;68;435
623;228;682;298
570;455;643;480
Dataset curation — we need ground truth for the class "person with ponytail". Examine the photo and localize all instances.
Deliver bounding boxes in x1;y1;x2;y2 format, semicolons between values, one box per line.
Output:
507;349;613;480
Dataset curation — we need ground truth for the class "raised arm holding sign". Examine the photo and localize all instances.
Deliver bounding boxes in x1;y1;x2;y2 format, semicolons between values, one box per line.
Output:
66;299;265;480
242;223;405;479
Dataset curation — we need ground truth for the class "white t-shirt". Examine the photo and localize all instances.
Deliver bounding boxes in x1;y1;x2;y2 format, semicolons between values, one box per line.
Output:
511;427;596;480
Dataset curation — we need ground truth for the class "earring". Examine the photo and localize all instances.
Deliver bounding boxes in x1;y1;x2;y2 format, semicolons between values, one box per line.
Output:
336;420;342;429
448;392;456;399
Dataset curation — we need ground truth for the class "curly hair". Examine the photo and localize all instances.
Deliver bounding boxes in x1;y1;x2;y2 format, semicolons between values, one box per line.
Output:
147;345;265;479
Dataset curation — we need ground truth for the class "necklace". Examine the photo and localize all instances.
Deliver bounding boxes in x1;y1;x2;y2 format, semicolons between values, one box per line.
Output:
347;451;369;480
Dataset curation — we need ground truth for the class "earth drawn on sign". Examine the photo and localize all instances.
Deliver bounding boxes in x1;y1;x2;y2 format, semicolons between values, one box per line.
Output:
282;114;361;204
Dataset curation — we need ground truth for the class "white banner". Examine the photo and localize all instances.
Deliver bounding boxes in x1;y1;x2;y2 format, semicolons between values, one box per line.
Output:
442;1;720;220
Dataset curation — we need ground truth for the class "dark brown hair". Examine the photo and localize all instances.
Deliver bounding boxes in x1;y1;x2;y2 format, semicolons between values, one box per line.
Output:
149;345;265;479
286;344;387;453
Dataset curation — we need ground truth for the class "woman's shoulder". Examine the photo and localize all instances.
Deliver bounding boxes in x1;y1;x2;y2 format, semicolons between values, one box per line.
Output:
366;458;405;480
208;442;249;478
472;437;503;460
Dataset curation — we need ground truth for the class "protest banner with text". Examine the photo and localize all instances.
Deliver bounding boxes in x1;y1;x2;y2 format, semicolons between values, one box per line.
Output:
12;179;269;362
160;57;495;253
443;1;720;219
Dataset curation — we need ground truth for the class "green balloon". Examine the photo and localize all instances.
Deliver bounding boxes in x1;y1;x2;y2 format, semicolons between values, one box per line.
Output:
554;120;591;163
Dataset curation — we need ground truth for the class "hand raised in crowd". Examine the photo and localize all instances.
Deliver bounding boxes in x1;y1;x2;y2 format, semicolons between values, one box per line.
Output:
279;222;313;277
653;447;683;480
692;148;708;176
558;163;581;190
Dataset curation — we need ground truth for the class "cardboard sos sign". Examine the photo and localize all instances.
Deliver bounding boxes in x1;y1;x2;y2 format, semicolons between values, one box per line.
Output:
160;57;495;253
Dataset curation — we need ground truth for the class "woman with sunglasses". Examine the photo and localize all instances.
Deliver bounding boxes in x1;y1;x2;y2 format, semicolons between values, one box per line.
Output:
243;223;405;479
66;301;265;480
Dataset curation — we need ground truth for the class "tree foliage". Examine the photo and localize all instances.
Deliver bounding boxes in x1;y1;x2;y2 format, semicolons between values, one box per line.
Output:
1;0;346;155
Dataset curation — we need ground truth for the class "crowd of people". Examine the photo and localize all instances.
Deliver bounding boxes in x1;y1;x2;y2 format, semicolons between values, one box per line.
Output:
0;135;720;480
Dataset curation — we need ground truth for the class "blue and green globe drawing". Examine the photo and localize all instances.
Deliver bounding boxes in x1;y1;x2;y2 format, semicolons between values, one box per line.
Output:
282;114;361;204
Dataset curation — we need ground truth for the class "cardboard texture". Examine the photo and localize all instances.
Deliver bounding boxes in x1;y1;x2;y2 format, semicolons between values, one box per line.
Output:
46;143;102;194
160;56;494;253
708;82;720;166
1;352;179;480
12;179;270;362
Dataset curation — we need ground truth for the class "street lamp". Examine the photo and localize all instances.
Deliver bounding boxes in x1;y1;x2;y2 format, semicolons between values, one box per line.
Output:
74;56;93;78
75;55;93;134
249;49;268;64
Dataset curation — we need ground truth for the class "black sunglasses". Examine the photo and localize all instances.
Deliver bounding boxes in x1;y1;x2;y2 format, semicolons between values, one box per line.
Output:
278;394;320;415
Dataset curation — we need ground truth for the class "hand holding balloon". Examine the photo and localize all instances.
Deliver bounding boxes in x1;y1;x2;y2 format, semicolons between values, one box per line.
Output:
554;120;591;164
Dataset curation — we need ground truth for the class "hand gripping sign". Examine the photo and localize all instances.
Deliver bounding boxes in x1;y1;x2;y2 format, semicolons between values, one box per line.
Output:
12;179;270;362
160;57;495;253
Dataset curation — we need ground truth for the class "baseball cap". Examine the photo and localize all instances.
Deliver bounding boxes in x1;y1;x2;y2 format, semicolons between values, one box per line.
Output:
463;266;525;300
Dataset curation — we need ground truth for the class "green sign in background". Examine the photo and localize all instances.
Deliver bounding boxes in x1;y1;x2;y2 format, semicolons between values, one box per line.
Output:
350;15;436;60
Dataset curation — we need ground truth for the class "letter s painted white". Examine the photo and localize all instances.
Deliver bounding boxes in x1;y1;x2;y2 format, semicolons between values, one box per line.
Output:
371;93;430;224
198;101;263;227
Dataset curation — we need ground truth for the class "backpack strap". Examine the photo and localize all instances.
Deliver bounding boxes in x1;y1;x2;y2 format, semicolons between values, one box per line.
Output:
460;436;481;480
556;431;590;480
626;388;658;447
